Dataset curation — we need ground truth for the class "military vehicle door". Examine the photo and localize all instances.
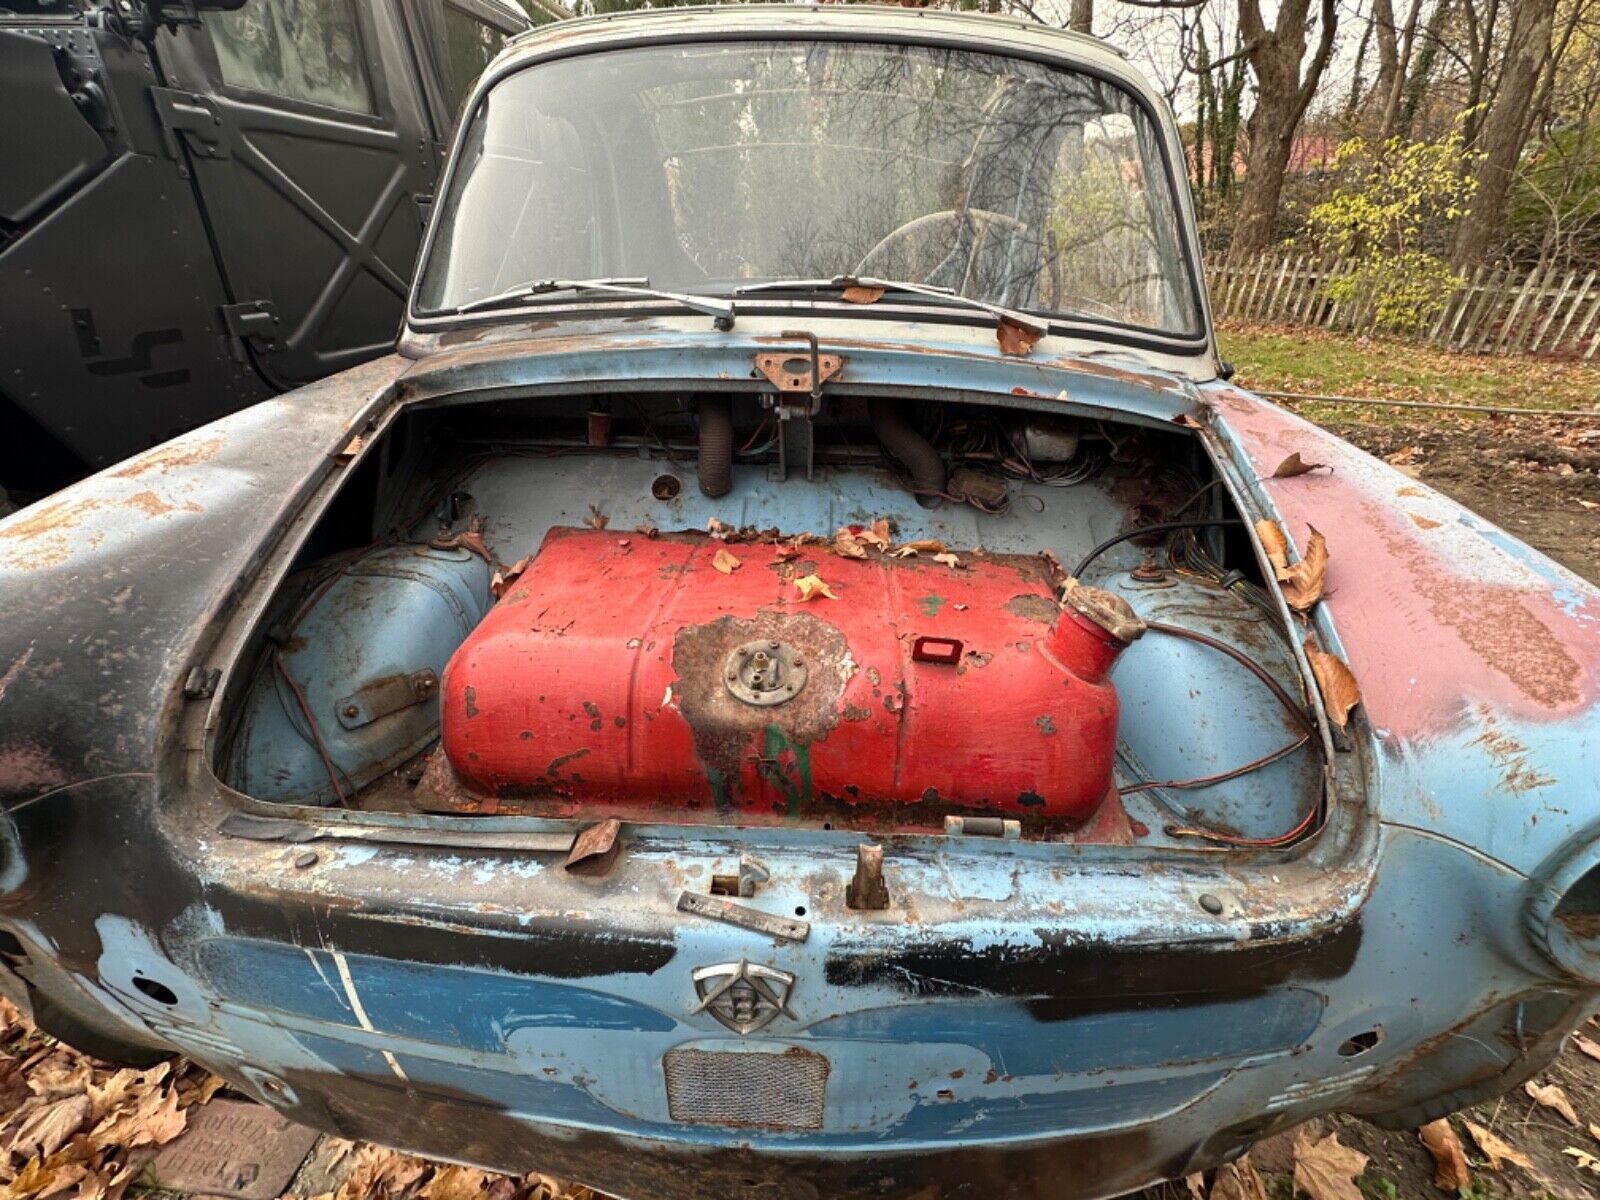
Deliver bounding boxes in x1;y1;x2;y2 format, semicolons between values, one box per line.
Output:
150;0;453;387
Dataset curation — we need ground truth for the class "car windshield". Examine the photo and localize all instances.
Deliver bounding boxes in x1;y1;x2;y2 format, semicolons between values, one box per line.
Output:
413;39;1201;336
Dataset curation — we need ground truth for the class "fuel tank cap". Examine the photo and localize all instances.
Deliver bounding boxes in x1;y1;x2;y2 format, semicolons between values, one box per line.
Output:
725;640;809;706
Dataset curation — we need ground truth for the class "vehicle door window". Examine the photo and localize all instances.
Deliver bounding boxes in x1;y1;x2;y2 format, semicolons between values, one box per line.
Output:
207;0;375;114
442;2;508;113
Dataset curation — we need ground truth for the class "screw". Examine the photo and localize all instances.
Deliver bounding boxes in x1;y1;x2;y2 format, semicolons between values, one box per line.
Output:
793;656;804;666
342;704;359;719
1198;893;1223;915
768;641;779;650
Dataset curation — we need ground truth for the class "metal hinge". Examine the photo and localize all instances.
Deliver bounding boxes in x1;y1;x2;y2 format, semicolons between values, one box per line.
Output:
219;300;280;360
149;86;227;172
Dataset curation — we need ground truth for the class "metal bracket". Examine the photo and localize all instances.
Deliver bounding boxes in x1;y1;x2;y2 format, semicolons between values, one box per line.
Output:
335;669;438;730
757;331;842;484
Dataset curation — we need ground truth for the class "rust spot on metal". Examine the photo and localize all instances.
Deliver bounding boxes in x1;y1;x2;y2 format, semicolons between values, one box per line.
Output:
463;686;478;718
108;435;223;478
671;611;848;807
1004;594;1058;624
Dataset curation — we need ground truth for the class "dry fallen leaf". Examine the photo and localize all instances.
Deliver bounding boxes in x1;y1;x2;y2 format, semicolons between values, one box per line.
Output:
832;529;869;560
996;318;1041;356
490;555;531;600
1419;1119;1471;1191
635;523;658;539
1184;1172;1206;1200
891;539;947;558
1303;639;1361;728
1590;1121;1600;1144
932;552;962;569
773;545;802;562
1462;1119;1535;1171
1574;1032;1600;1062
859;518;892;549
7;1094;89;1160
1526;1079;1580;1125
1272;451;1330;479
1292;1130;1368;1200
584;505;608;530
1563;1146;1600;1174
706;516;732;538
1255;520;1327;610
794;575;838;601
841;285;885;304
1209;1155;1267;1200
419;1164;494;1200
711;548;741;575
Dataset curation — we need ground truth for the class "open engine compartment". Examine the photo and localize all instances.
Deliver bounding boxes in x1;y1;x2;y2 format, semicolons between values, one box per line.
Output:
216;390;1325;849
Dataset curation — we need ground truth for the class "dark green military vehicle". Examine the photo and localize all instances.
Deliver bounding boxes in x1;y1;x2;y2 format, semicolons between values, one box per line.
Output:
0;0;563;510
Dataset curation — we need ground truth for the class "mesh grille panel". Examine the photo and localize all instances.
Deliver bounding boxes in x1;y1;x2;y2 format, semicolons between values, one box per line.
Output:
663;1047;829;1130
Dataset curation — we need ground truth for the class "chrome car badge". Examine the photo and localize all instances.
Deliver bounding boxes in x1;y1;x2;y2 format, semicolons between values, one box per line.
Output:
690;960;798;1034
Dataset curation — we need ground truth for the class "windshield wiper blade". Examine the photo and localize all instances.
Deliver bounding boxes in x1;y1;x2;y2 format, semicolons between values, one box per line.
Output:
733;275;1048;334
455;277;735;329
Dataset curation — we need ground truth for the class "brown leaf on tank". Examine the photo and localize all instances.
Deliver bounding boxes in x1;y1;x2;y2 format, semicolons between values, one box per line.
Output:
932;552;963;569
1525;1079;1580;1125
890;539;947;558
635;523;659;539
1573;1032;1600;1062
794;575;839;601
858;518;892;549
1272;451;1330;478
833;528;869;559
712;548;742;575
996;318;1041;356
584;505;609;530
1419;1119;1471;1191
1291;1130;1368;1200
1461;1119;1534;1171
773;545;802;562
490;555;531;599
1304;639;1361;728
841;285;885;304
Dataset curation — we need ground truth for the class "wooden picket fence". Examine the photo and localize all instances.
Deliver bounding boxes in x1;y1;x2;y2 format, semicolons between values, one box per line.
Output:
1209;253;1600;359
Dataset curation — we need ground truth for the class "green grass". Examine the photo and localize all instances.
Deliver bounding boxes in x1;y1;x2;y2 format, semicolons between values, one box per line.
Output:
1217;321;1600;419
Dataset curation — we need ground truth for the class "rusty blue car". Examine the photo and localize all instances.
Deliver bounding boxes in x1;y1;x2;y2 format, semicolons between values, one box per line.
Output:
2;6;1598;1198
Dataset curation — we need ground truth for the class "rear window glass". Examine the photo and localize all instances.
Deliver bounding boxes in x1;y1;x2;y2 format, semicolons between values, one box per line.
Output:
208;0;375;114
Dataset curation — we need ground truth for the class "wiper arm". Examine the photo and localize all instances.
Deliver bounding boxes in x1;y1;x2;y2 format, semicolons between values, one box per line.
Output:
455;277;735;329
733;275;1048;334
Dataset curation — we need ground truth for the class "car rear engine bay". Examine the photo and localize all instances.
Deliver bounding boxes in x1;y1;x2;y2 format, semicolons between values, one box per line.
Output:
217;391;1329;852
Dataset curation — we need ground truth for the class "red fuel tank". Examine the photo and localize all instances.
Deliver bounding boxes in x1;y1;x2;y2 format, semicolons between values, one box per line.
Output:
440;528;1142;823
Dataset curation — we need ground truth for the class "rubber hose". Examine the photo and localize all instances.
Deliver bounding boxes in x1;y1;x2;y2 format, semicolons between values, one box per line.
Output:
869;398;945;508
696;396;733;498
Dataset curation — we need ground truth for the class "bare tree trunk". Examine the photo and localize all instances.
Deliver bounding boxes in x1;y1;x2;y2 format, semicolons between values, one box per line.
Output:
1398;0;1453;137
1228;0;1340;262
1377;0;1425;138
1372;0;1401;124
1452;0;1559;267
1069;0;1093;34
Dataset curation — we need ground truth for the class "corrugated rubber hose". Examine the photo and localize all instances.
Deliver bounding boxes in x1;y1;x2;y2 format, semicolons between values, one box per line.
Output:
696;396;733;497
869;398;945;509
